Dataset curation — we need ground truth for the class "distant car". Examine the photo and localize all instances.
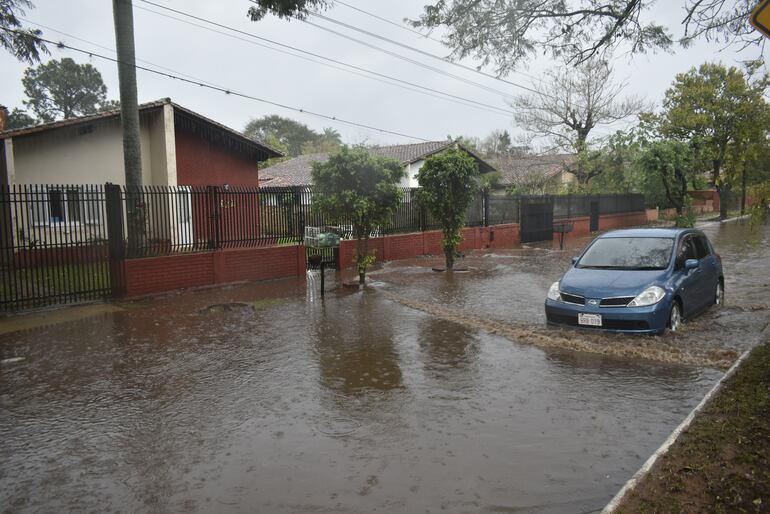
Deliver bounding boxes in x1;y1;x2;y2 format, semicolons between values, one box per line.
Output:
544;228;723;334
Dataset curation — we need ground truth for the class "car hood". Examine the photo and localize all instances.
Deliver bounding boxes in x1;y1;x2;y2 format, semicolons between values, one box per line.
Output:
559;267;668;298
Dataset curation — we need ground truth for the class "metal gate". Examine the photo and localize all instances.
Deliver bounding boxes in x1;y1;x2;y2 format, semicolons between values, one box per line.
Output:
0;184;115;311
520;197;554;243
590;201;600;232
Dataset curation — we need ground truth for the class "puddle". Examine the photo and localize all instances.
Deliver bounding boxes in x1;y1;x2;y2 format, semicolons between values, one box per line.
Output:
0;221;766;513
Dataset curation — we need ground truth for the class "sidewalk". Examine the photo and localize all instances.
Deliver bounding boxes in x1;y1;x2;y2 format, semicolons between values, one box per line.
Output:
611;340;770;512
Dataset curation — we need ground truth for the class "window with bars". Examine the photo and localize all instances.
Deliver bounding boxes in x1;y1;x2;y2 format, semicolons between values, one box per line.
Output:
28;187;102;226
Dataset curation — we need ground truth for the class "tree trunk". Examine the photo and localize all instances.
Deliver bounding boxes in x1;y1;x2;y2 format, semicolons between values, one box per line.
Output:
710;156;730;221
740;166;747;216
112;0;144;251
357;234;369;285
444;245;455;270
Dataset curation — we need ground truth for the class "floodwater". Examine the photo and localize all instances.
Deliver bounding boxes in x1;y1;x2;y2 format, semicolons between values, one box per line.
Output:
370;219;770;367
0;220;767;513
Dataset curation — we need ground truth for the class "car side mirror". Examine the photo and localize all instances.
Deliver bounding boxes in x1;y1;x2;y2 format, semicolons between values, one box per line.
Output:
571;257;579;265
684;258;699;271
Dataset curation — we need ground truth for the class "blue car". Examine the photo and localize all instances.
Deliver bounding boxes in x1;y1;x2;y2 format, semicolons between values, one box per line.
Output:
544;228;724;334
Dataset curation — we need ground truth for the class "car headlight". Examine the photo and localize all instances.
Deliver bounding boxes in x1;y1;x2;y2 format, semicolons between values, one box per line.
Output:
628;286;666;307
547;281;561;301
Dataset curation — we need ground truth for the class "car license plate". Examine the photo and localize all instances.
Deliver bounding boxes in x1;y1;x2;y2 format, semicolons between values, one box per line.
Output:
578;313;602;327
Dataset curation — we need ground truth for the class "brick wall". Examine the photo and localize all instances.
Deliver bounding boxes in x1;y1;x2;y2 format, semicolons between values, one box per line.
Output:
337;211;647;270
122;211;648;294
175;128;260;187
689;189;719;213
337;224;522;270
598;211;649;231
124;245;305;297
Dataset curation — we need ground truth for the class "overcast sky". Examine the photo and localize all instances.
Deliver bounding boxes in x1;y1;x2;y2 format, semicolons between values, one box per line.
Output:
1;0;768;148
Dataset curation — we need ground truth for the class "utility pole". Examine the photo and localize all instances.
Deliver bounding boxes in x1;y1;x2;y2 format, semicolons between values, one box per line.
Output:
112;0;143;251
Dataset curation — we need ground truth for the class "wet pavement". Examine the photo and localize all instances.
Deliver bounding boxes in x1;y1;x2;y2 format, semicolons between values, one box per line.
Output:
369;219;770;368
0;220;767;513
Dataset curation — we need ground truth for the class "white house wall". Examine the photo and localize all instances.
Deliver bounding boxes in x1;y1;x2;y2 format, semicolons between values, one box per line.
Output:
399;159;424;189
6;109;176;249
10;111;162;187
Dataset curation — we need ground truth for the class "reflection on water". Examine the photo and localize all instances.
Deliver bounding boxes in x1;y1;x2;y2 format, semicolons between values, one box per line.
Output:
314;293;404;396
418;316;480;380
1;221;764;513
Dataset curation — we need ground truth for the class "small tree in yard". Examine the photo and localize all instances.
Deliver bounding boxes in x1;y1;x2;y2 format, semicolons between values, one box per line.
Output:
311;146;404;285
415;147;480;271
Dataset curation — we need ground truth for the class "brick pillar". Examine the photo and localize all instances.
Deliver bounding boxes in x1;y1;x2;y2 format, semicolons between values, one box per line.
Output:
297;245;306;277
383;235;392;261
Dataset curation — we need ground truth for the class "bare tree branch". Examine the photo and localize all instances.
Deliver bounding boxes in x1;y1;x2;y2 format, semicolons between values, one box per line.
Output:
512;58;645;184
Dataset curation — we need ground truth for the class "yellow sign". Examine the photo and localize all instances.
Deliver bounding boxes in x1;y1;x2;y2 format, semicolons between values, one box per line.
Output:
751;0;770;39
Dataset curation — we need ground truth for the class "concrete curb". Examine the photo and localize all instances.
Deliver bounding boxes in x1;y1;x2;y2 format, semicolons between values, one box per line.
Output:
720;214;750;223
600;347;754;513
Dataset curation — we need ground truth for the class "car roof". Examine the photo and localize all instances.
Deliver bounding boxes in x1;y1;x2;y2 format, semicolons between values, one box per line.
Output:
599;228;697;239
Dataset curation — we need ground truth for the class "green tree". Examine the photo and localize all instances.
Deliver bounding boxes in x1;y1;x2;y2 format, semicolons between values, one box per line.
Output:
257;134;291;170
21;57;114;122
5;107;36;129
478;129;514;158
301;126;342;154
636;140;694;218
580;130;639;195
245;115;326;156
311;146;404;285
415;147;480;270
660;63;770;219
1;0;48;63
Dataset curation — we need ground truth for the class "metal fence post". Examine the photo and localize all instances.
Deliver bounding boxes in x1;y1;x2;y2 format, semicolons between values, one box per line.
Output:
483;188;490;227
105;183;126;297
293;187;305;242
207;185;220;249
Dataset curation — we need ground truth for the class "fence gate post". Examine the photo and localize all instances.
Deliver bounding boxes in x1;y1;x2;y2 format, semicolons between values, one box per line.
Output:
293;187;305;241
105;183;126;298
207;185;220;249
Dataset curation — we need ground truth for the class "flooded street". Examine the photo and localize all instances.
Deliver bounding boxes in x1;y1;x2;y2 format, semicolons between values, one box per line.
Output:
1;220;767;513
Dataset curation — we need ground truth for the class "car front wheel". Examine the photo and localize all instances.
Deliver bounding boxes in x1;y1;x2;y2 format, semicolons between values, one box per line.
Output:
715;281;724;306
668;302;682;333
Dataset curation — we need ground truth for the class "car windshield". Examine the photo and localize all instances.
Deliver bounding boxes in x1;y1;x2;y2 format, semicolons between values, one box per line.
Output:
577;237;674;270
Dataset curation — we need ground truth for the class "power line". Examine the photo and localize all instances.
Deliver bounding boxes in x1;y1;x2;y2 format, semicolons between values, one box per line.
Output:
304;7;548;92
301;17;521;100
28;13;510;119
0;27;433;142
19;18;228;88
132;6;511;117
137;0;516;115
335;0;444;44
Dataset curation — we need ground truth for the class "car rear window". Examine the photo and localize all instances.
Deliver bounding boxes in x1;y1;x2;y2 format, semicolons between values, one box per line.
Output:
578;237;674;270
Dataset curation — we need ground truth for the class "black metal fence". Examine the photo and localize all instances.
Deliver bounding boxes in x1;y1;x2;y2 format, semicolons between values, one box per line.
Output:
0;184;112;311
114;187;646;258
0;183;646;311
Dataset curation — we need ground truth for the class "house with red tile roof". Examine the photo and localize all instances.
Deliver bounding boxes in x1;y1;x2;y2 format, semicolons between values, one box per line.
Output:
259;140;496;188
0;99;281;249
488;153;577;193
0;98;282;189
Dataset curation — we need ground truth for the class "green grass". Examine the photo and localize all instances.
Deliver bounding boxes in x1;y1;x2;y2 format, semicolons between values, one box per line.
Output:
1;263;110;306
618;342;770;513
